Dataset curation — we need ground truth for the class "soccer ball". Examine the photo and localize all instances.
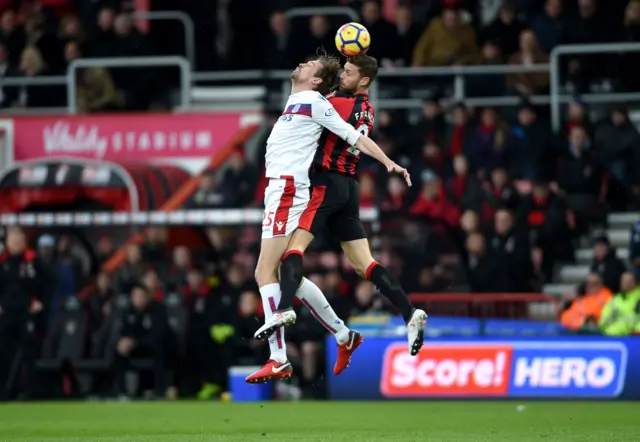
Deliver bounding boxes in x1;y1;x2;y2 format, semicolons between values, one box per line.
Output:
335;22;370;57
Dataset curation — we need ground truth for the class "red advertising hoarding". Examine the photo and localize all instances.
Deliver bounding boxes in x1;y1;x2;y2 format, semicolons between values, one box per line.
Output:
11;112;258;163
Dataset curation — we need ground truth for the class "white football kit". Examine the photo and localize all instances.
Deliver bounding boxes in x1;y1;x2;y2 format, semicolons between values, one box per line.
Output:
262;90;361;239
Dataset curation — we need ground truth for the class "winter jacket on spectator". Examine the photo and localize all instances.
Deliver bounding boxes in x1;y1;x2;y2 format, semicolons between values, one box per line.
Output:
76;67;121;113
590;249;627;294
0;10;26;66
556;142;603;197
462;233;497;293
594;117;640;183
412;13;478;66
446;157;485;213
480;6;525;56
468;120;509;175
444;105;475;159
410;182;461;228
486;227;533;293
517;186;573;262
507;118;556;180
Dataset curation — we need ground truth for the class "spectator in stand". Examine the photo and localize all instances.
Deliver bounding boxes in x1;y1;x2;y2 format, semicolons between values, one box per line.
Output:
530;0;574;54
166;246;191;291
115;244;144;294
561;272;612;331
340;280;391;319
444;103;474;160
507;30;549;97
381;175;409;214
481;1;525;56
482;166;520;222
57;14;84;47
266;11;294;70
69;41;121;113
5;45;57;108
630;220;640;279
217;149;257;207
24;11;62;74
141;227;169;268
114;284;171;400
390;4;422;66
594;106;640;210
413;92;447;153
447;154;484;213
563;100;593;139
360;0;396;62
565;0;614;92
486;209;534;292
359;172;377;209
92;7;116;57
518;180;574;282
506;103;555;180
556;125;604;233
83;271;114;397
465;41;506;98
463;231;495;292
233;290;267;365
410;170;461;228
468;107;509;178
0;42;12;107
51;234;83;309
619;0;640;92
599;272;640;336
141;266;165;302
181;267;222;399
412;6;478;67
302;15;334;61
189;172;227;208
0;9;26;66
589;235;626;294
111;13;152;110
95;235;114;267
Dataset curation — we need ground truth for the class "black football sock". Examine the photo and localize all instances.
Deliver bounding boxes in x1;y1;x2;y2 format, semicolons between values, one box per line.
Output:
367;262;415;323
278;251;304;311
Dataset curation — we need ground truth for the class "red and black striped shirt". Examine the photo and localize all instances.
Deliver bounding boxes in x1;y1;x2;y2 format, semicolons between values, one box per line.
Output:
312;91;374;177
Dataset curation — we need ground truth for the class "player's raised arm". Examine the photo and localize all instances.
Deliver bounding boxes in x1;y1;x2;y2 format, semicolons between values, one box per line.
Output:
311;97;411;186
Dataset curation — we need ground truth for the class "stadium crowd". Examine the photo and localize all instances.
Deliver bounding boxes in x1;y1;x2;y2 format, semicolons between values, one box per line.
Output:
1;0;640;400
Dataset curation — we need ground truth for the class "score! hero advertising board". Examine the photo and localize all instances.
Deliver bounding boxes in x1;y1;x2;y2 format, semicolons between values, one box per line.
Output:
327;337;639;400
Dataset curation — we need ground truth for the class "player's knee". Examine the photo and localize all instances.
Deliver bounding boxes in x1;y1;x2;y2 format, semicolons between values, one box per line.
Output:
255;264;278;287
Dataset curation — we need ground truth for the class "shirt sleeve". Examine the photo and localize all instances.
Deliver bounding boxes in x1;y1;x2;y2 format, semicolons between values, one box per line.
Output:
312;96;362;146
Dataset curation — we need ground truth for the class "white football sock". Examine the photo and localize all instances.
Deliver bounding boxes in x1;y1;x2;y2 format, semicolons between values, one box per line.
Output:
296;277;350;344
259;283;287;363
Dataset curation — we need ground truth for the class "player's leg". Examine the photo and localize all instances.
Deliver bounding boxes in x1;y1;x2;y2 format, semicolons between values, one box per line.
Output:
341;237;427;356
246;178;298;384
335;178;426;356
246;236;294;384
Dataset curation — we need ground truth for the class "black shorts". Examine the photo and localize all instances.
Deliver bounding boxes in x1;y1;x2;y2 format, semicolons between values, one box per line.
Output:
298;172;367;242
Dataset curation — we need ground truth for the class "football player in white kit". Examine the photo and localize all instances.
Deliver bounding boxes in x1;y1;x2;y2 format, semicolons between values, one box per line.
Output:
247;53;411;384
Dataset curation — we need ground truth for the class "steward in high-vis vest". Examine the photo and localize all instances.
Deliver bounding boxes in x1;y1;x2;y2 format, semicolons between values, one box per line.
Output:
561;273;612;331
599;272;640;336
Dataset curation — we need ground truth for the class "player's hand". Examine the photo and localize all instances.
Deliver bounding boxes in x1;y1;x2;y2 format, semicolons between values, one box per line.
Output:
387;162;412;186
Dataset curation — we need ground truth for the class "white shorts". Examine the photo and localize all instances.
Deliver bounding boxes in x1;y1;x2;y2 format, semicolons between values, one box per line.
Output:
261;176;310;239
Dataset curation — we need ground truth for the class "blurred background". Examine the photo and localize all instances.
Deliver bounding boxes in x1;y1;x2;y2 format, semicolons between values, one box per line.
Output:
0;0;640;402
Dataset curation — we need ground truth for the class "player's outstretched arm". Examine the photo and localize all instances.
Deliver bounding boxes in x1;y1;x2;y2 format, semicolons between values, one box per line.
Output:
312;97;411;186
355;135;412;186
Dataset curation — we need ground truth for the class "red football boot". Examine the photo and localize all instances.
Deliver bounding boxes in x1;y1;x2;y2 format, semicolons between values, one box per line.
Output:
334;330;363;375
245;360;293;384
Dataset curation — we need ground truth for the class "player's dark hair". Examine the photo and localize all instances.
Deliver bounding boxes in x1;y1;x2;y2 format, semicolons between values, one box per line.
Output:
315;47;341;96
347;54;378;89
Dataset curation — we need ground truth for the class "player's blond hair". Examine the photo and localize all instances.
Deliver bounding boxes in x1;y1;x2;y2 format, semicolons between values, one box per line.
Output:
314;47;341;96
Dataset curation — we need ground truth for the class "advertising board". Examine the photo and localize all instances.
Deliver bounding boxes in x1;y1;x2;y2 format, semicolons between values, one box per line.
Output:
327;337;640;400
